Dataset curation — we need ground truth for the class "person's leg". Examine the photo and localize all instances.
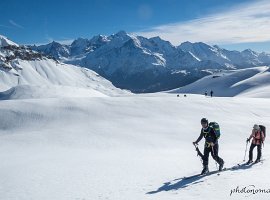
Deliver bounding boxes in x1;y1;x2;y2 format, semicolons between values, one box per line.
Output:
203;146;211;166
211;143;223;164
202;146;211;174
211;143;224;170
256;144;262;161
248;143;256;162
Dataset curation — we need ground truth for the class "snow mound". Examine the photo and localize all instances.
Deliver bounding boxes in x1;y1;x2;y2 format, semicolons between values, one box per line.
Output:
169;66;270;97
0;59;130;98
0;85;107;100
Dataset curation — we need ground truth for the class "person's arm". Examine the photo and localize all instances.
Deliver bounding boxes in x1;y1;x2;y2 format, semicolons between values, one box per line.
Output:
247;129;255;142
193;129;203;144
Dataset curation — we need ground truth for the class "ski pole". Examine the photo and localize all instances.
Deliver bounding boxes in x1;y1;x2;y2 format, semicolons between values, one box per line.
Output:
193;143;203;164
215;161;218;170
243;140;248;162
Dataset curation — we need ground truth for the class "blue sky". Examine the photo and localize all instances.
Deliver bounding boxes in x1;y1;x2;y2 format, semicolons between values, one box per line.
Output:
1;0;270;52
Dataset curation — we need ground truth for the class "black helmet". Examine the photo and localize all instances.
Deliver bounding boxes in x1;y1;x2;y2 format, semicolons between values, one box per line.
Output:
201;118;208;124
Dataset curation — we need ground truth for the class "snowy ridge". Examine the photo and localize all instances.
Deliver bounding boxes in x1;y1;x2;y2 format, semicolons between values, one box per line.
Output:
0;85;107;100
0;35;19;47
0;35;129;99
169;66;270;98
0;59;129;98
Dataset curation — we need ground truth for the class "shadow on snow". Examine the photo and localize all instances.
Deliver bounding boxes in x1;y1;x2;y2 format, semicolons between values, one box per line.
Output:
147;163;258;194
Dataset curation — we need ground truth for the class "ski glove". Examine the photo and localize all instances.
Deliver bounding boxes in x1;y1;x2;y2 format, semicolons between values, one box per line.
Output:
246;138;250;143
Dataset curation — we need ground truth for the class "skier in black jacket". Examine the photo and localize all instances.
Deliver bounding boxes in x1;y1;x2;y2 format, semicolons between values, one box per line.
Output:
193;118;224;174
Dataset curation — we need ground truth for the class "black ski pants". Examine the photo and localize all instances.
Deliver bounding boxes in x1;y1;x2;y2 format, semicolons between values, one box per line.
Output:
249;143;262;161
203;143;224;166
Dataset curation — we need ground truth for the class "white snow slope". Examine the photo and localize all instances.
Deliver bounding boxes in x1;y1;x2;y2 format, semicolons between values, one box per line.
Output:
0;94;269;200
0;59;129;98
169;66;270;98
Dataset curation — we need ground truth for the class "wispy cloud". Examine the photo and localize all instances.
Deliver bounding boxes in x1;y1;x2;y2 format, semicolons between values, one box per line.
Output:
0;24;12;28
135;0;270;45
56;39;74;45
45;34;54;43
9;20;24;29
33;39;74;46
43;34;73;45
137;4;153;20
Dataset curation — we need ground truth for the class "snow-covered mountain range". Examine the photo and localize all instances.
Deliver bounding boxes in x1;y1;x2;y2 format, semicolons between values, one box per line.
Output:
0;34;129;99
31;31;270;93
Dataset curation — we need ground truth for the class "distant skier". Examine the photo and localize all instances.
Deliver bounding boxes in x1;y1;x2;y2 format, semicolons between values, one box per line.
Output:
204;91;207;96
246;124;265;164
210;90;213;97
193;118;224;174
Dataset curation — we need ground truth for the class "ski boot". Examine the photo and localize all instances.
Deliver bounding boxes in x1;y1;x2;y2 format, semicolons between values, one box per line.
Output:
219;160;224;171
246;160;253;165
201;165;209;175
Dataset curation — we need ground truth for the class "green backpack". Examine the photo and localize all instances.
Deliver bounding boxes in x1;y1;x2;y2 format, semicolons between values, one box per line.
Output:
209;122;221;139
